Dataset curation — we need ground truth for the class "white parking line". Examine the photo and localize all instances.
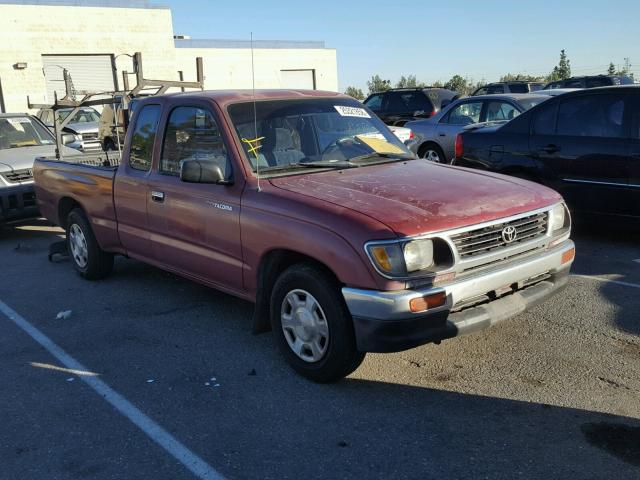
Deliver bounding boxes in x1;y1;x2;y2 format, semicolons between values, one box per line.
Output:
0;299;225;480
571;274;640;290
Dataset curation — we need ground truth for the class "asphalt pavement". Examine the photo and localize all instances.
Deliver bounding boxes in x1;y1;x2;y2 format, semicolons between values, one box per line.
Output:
0;219;639;479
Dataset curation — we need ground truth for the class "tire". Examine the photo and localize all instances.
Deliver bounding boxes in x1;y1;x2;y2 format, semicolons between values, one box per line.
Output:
420;143;446;163
103;138;116;151
66;208;114;280
270;263;365;383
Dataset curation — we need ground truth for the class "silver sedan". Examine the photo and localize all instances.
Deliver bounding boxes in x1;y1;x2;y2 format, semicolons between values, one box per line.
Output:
406;94;550;163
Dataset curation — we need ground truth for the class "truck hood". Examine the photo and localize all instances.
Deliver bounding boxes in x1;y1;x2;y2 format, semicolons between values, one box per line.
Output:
65;122;99;134
270;160;562;237
0;144;73;172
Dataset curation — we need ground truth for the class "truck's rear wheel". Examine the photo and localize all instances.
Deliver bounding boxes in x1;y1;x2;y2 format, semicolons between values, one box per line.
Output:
66;209;113;280
270;263;365;383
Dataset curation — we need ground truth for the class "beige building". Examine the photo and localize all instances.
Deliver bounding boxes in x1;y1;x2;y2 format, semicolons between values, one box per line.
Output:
0;1;338;113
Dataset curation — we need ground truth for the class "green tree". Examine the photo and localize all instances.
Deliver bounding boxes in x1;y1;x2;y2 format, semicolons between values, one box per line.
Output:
396;75;425;88
444;75;473;96
500;73;545;82
548;49;571;81
607;62;616;75
431;80;444;88
344;86;365;100
366;75;392;94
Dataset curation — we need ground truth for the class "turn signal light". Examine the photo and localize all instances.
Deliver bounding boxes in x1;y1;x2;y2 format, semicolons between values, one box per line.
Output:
561;247;575;265
409;291;447;313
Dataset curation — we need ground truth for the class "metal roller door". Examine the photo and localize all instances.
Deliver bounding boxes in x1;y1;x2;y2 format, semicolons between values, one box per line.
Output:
42;54;116;103
280;69;316;90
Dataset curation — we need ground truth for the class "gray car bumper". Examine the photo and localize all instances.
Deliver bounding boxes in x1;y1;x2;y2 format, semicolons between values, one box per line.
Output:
0;183;39;222
342;241;574;352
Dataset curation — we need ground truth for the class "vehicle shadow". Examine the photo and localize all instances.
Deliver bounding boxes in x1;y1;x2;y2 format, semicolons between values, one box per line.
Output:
570;221;640;337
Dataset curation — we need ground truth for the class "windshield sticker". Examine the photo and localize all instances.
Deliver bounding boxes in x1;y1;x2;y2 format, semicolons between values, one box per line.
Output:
355;135;406;154
241;136;265;159
334;106;371;118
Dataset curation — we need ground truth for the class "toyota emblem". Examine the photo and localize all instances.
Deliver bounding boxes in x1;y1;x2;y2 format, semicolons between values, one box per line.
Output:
501;226;517;243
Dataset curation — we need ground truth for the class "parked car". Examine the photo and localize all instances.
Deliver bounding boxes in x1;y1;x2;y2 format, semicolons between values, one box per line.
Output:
34;90;575;382
472;81;545;96
388;125;413;143
543;75;634;90
530;88;582;97
37;107;101;152
406;94;550;163
0;113;76;223
363;88;458;127
453;86;640;223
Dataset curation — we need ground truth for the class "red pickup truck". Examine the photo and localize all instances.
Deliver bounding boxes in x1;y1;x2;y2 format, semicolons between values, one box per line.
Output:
33;90;575;382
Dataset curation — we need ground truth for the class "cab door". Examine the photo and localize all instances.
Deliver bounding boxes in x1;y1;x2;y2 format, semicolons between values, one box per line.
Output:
530;93;633;217
145;103;245;292
628;94;640;219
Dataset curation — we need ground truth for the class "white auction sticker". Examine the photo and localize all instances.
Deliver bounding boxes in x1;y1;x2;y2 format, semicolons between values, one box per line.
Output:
334;105;371;118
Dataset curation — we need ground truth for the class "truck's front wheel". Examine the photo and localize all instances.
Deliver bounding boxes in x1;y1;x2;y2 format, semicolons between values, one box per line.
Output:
66;209;114;280
270;263;365;382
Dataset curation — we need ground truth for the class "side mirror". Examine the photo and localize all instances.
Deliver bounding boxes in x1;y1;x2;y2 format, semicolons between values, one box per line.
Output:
61;133;76;145
180;159;230;184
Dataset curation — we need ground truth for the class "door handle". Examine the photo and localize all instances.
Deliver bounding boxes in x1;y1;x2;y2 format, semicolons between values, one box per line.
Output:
540;144;560;154
151;191;165;203
438;133;446;137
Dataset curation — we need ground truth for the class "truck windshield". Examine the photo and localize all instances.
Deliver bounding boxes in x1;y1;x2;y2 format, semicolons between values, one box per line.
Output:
57;108;100;124
0;117;54;150
227;98;414;175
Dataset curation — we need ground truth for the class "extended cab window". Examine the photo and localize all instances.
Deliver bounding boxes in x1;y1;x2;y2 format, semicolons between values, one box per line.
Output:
557;95;625;138
130;105;161;171
160;107;229;177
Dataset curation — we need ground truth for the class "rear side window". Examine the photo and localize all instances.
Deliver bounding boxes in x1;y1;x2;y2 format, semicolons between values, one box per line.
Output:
557;95;625;138
508;84;529;93
385;91;431;113
160;106;230;177
486;101;520;121
363;94;383;112
444;101;483;125
532;100;557;135
129;105;161;171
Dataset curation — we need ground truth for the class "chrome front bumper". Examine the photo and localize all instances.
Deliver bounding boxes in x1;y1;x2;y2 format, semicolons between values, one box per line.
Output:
342;240;574;352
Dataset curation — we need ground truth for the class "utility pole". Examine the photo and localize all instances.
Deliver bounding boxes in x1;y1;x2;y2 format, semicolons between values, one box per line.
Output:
624;57;631;74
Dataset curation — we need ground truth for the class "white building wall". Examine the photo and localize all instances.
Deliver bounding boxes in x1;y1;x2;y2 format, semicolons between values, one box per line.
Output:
0;3;339;113
174;47;339;92
0;4;178;112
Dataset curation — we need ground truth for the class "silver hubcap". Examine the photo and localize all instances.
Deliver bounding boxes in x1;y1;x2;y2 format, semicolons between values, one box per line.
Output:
69;223;88;268
424;150;441;163
281;289;329;363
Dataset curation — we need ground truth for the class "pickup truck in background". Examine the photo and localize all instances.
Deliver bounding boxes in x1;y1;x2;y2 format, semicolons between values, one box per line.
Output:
33;90;575;382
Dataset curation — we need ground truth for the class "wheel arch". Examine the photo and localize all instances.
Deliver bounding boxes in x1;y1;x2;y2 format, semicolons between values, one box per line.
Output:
252;248;341;334
58;197;83;229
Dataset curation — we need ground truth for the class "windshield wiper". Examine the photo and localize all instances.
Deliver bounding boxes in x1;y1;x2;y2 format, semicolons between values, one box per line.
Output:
349;152;415;163
295;159;359;169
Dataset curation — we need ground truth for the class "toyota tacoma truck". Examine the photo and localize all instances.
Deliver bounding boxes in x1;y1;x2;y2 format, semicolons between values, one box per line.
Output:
33;90;575;382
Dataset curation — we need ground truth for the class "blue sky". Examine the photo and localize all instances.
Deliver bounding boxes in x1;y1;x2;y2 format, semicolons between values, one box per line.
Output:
165;0;640;92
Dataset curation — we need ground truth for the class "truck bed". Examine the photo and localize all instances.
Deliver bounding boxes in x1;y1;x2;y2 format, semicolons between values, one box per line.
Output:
33;152;122;252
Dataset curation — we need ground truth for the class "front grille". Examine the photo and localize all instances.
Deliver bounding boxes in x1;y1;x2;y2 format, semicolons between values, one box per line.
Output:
1;168;33;183
81;132;99;141
451;212;548;259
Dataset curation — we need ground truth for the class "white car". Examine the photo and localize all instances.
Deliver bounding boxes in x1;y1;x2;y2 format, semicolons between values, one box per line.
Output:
388;125;413;143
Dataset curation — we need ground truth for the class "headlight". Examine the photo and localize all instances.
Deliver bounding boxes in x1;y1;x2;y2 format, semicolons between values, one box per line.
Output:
367;239;437;278
403;240;434;272
550;204;567;231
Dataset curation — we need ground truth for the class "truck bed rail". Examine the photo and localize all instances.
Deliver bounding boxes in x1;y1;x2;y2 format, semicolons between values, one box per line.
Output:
36;151;121;169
